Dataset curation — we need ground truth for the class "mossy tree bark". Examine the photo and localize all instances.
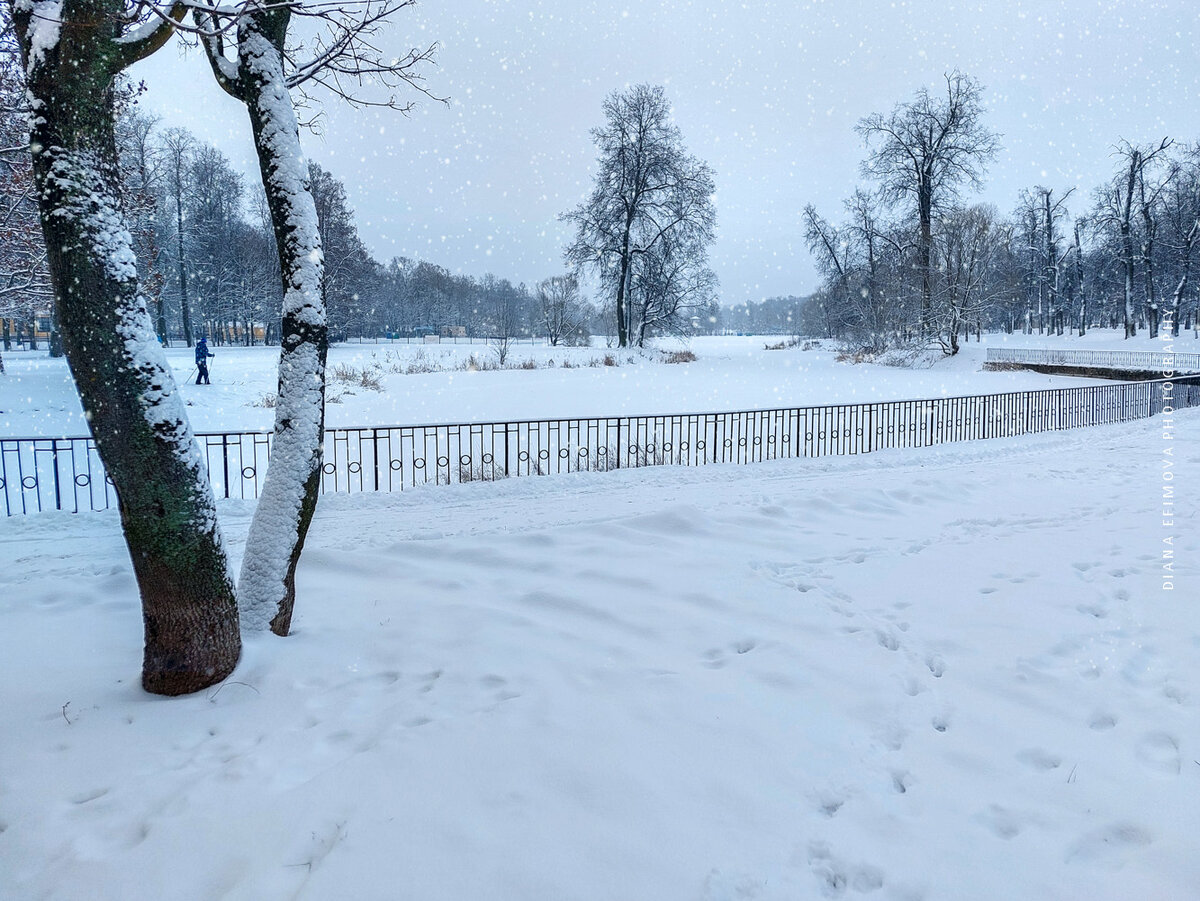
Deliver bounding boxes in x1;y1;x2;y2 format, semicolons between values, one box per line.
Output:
11;0;240;694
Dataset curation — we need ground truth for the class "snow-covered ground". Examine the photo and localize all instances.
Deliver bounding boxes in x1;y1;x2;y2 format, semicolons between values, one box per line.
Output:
1;409;1195;900
1;331;1164;438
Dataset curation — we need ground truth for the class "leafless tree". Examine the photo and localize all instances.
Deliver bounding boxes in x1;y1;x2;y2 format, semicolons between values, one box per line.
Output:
159;127;198;346
931;204;1008;355
1096;138;1172;337
857;71;1000;333
563;84;716;347
191;0;440;634
537;274;591;346
630;229;717;345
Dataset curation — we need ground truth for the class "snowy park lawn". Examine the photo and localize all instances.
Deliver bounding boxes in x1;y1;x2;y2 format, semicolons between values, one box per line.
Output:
1;410;1197;900
1;331;1170;438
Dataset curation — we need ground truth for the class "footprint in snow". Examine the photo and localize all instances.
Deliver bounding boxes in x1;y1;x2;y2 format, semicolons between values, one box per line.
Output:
1016;748;1062;771
1087;712;1117;731
1135;732;1181;775
702;639;759;669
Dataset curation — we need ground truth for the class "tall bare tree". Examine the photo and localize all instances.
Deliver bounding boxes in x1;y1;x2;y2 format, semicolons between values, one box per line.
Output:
1097;138;1172;337
159;127;197;346
537;274;591;346
857;71;999;333
564;84;716;347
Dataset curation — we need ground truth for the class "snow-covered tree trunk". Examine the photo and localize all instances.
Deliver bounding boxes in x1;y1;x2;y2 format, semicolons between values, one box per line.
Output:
12;0;240;694
200;6;327;635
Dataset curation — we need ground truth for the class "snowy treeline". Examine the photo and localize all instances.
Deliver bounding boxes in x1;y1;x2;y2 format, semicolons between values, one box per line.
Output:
0;64;590;355
803;72;1200;354
115;117;574;348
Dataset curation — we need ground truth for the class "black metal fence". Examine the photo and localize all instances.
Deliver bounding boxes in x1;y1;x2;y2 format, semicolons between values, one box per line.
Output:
4;376;1199;516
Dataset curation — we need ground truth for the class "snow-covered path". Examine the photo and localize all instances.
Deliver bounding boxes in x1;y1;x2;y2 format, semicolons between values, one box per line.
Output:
1;415;1196;900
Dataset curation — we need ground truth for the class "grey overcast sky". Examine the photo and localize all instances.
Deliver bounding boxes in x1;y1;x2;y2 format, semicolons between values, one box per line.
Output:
130;0;1199;305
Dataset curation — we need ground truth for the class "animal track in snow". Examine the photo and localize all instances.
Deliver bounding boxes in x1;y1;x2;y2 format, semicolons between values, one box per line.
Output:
1088;712;1117;731
701;639;758;669
1135;732;1181;775
806;842;886;898
1016;748;1062;771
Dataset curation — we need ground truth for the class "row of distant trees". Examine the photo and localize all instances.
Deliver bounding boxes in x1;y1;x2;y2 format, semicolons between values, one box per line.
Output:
801;72;1200;354
1;76;725;366
0;81;600;368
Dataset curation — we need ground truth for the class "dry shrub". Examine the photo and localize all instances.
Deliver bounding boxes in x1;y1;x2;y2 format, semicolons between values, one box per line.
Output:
764;337;803;351
251;392;277;408
662;349;697;364
330;362;384;391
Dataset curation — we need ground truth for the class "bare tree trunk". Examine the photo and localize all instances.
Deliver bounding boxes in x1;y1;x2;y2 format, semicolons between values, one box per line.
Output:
612;217;634;348
202;7;328;635
175;173;194;347
918;176;933;334
1119;151;1141;338
13;0;240;694
1169;220;1198;339
1074;225;1087;336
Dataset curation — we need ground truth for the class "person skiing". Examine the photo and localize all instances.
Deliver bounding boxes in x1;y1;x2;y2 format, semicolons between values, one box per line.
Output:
195;337;215;385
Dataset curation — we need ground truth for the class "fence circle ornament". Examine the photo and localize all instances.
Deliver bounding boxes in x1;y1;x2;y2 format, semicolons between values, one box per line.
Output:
322;463;335;474
753;437;761;446
646;444;655;454
663;443;672;453
22;476;37;489
74;474;89;487
460;455;472;466
539;450;550;460
390;459;403;471
437;456;449;467
597;446;607;456
414;458;426;469
696;440;705;450
629;444;640;455
348;462;362;474
482;453;494;464
559;448;570;458
724;439;733;448
518;451;530;462
578;448;588;456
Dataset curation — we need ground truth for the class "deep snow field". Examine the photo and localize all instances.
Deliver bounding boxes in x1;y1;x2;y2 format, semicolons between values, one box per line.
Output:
1;329;1196;900
4;330;1178;438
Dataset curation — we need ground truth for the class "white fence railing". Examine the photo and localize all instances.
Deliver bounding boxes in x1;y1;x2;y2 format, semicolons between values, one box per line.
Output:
986;346;1200;373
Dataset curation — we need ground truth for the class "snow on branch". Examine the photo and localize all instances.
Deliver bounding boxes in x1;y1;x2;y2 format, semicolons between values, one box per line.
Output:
186;0;444;115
